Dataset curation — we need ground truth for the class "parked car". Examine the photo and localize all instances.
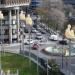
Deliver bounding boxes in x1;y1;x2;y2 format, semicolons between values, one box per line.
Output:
49;34;62;41
24;28;28;33
50;34;58;41
58;39;68;45
35;32;43;40
35;36;43;40
32;43;39;50
36;32;41;36
40;30;46;34
24;39;35;45
31;29;38;33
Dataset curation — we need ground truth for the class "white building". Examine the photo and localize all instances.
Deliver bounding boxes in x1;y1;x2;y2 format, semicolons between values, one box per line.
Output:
0;0;31;43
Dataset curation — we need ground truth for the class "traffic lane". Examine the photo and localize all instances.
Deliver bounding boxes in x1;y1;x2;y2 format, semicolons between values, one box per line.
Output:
70;57;75;74
71;65;75;74
24;41;57;51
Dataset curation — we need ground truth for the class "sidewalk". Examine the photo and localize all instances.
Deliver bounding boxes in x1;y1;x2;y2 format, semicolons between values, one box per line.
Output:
1;43;20;47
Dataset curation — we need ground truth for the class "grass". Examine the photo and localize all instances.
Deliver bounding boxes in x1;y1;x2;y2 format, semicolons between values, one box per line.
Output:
1;52;64;75
1;52;37;75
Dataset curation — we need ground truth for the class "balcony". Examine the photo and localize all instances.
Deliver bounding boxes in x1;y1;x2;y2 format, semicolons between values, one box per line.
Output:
12;35;17;38
0;35;9;39
0;0;31;8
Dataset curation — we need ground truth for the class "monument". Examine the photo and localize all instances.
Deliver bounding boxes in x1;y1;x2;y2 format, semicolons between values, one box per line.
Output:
65;24;75;40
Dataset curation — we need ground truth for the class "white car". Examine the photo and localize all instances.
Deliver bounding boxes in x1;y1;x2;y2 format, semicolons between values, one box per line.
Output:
36;32;41;36
24;39;35;45
49;34;62;41
31;29;38;33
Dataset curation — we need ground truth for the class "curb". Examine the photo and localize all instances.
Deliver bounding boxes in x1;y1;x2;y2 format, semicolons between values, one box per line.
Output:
1;43;20;47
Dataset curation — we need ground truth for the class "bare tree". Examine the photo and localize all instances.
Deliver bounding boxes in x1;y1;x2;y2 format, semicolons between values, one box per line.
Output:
35;0;67;31
49;8;67;30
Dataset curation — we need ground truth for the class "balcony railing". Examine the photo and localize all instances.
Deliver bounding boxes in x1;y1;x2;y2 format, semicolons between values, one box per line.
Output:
0;0;31;8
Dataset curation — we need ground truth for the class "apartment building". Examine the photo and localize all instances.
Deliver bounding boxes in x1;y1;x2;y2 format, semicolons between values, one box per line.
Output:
0;0;31;43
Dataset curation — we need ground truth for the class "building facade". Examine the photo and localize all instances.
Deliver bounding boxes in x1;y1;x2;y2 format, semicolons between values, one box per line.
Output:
0;0;31;43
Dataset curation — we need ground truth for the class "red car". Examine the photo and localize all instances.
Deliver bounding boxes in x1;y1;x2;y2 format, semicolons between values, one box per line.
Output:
32;43;39;50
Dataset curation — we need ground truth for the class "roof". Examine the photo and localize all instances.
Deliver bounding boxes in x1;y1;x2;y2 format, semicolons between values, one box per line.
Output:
0;0;31;8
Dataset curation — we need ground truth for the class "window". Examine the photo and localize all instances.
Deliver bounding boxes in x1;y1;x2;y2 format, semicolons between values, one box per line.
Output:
4;29;9;35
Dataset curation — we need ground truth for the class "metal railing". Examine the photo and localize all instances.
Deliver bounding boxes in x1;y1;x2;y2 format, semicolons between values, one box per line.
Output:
20;50;50;69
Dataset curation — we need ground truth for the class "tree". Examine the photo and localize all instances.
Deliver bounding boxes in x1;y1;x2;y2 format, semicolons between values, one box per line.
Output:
49;8;67;30
35;0;67;31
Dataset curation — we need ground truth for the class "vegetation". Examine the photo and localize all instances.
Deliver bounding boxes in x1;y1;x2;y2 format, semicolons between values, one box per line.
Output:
34;0;75;32
48;59;64;75
1;52;64;75
34;0;67;31
1;52;37;75
39;59;64;75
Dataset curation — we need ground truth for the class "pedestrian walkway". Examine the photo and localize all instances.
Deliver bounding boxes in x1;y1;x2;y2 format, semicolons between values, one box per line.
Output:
0;43;20;53
1;43;20;47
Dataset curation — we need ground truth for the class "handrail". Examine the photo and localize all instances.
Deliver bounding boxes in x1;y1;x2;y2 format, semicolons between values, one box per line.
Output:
20;50;47;69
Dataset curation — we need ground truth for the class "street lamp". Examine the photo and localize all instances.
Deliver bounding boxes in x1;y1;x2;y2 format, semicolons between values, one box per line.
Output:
65;24;75;75
59;39;67;69
19;11;26;53
0;11;4;72
25;14;33;66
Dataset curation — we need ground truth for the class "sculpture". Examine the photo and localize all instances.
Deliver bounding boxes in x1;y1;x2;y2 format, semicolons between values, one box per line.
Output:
70;29;75;37
65;24;75;39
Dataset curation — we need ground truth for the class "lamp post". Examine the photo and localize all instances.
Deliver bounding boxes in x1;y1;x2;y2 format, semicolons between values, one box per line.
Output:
0;11;4;72
25;14;33;66
20;31;24;53
37;43;40;75
65;24;75;75
47;58;48;75
59;38;67;69
19;11;25;53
